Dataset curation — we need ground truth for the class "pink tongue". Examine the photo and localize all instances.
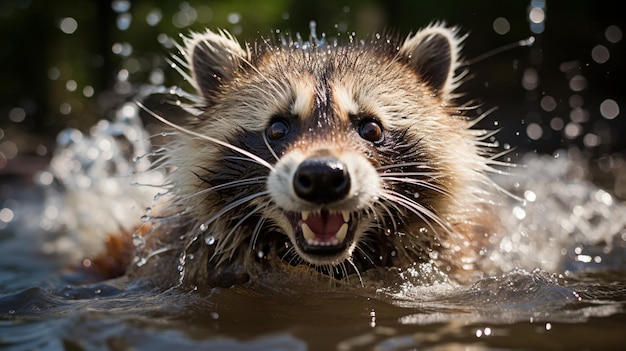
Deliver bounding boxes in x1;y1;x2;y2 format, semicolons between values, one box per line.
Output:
302;212;343;236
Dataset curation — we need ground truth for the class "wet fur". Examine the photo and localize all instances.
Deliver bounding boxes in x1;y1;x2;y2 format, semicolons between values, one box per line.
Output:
128;24;502;287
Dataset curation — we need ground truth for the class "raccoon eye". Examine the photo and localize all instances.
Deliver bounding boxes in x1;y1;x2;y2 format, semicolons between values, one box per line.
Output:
267;119;290;140
359;120;383;142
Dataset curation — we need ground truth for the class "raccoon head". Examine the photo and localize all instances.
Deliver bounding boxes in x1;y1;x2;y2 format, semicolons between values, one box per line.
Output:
174;24;489;279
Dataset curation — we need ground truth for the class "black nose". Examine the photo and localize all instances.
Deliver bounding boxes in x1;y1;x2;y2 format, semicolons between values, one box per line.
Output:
293;157;351;204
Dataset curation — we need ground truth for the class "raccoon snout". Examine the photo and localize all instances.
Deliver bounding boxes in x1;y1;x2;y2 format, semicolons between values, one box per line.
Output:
293;157;351;204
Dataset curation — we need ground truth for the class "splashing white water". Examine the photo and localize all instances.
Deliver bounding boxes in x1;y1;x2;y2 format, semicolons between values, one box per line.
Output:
37;103;165;260
488;150;626;274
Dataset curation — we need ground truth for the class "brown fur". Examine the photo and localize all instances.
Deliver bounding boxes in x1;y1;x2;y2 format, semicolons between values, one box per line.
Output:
115;25;504;287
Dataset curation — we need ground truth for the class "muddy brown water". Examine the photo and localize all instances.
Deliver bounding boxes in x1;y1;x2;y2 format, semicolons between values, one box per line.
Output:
1;170;625;350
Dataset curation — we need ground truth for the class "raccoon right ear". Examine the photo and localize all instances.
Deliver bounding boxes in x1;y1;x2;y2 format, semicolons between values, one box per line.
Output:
183;30;248;103
399;24;464;97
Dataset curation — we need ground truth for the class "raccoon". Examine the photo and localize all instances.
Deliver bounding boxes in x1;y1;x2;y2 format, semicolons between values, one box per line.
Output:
130;24;501;287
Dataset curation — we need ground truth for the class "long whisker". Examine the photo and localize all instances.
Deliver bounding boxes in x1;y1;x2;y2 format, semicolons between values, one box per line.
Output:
346;258;364;287
200;190;270;229
175;177;267;203
282;246;301;266
225;203;267;241
379;171;444;177
381;176;450;196
222;155;275;166
364;204;384;232
376;162;437;171
370;201;399;233
262;132;280;162
250;215;268;250
354;244;376;266
381;190;450;234
209;192;272;263
338;262;349;282
137;101;275;171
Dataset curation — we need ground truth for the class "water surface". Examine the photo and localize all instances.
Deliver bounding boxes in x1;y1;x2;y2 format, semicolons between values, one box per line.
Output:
1;151;625;350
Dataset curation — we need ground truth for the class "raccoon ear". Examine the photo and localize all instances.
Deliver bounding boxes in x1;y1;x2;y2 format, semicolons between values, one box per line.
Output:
183;30;248;103
399;25;463;97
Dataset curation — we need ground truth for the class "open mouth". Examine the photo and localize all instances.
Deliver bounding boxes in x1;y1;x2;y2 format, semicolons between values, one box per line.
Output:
294;209;354;256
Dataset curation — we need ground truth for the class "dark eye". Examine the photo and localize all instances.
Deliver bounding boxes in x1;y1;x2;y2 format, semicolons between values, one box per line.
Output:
359;120;383;142
267;119;290;140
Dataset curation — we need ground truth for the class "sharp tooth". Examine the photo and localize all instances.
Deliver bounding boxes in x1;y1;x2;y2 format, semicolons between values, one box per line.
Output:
336;223;348;243
302;211;310;221
341;211;350;222
301;223;315;242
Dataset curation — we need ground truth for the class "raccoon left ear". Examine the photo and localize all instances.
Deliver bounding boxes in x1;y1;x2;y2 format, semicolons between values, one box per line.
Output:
399;24;463;97
183;30;248;103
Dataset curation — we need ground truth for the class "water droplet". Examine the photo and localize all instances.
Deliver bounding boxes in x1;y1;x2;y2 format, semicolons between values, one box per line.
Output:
522;68;539;90
0;208;15;223
526;123;543;140
257;250;264;258
82;85;94;97
605;25;622;43
132;233;145;246
512;206;526;220
492;17;510;35
9;107;26;123
529;7;545;24
540;95;557;112
523;190;537;202
136;257;147;267
204;235;215;245
111;0;130;13
550;117;564;131
59;17;78;34
199;223;208;232
140;215;151;222
146;9;162;26
600;99;620;119
59;102;72;115
568;75;587;92
591;45;610;64
227;12;240;24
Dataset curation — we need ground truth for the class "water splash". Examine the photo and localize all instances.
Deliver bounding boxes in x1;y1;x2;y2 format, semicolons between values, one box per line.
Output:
38;102;165;260
288;20;329;50
488;151;626;274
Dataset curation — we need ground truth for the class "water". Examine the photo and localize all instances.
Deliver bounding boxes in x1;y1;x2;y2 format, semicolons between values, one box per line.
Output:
1;104;625;349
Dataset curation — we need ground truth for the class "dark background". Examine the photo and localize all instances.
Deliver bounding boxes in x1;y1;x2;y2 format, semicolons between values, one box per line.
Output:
0;0;624;178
